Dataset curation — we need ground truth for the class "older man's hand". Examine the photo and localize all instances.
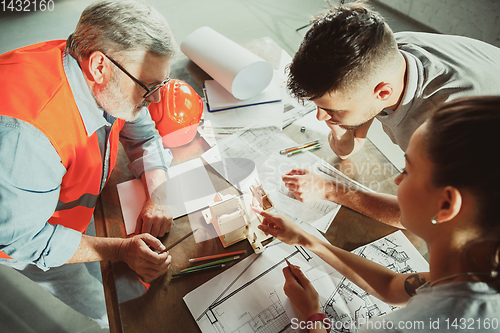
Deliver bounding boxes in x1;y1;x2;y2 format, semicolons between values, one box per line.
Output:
119;233;171;281
136;197;173;237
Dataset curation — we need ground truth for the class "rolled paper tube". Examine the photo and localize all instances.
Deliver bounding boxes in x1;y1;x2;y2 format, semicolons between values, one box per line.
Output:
180;26;273;100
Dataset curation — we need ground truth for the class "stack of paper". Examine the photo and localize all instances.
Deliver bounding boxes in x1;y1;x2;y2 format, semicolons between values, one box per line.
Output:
204;78;281;112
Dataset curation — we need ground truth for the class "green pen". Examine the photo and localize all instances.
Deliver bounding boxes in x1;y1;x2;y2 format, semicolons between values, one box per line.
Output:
181;256;240;272
286;143;321;157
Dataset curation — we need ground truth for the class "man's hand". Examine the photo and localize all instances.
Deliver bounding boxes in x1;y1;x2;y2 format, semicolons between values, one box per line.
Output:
326;119;373;159
136;197;173;237
327;123;355;159
253;208;305;246
282;169;335;203
119;233;171;281
283;265;321;321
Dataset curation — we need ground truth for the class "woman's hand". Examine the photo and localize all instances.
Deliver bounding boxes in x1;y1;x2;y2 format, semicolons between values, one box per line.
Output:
253;208;306;246
283;264;321;320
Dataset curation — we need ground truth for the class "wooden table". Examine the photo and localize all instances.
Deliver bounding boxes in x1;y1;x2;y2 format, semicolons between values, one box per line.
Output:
94;37;426;333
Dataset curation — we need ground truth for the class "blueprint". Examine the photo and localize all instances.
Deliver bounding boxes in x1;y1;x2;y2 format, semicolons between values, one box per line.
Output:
184;229;429;333
280;231;429;332
201;125;341;232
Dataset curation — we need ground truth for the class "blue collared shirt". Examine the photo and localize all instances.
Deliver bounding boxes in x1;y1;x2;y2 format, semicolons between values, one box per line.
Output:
0;52;172;270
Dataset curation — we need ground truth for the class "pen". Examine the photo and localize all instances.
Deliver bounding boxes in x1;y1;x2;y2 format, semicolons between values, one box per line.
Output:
280;139;319;154
285;258;303;287
286;143;321;157
160;228;198;253
172;264;225;277
189;250;247;263
181;256;240;272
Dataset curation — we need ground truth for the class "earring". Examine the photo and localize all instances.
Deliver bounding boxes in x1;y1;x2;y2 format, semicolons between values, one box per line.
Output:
431;216;438;224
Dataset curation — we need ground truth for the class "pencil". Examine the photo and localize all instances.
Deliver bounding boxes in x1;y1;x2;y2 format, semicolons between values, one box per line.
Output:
189;250;247;263
279;139;319;154
160;228;198;253
172;264;225;277
181;256;240;272
286;143;321;157
285;258;303;287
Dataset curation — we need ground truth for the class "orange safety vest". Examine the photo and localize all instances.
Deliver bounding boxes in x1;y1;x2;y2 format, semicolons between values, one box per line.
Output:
0;40;125;260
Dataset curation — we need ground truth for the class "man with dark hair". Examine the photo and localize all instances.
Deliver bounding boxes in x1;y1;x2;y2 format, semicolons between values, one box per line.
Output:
0;0;177;327
283;2;500;227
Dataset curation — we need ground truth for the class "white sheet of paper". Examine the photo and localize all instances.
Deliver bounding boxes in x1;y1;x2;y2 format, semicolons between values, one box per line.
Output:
184;222;324;333
278;231;430;327
204;75;281;112
116;179;146;235
202;102;283;136
180;26;273;100
184;229;428;333
117;158;216;235
202;68;284;136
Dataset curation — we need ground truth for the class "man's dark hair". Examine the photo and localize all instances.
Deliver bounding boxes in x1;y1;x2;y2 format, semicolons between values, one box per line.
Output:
288;2;398;101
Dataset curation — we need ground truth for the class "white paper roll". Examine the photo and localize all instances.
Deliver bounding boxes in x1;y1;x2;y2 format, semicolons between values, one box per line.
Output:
180;26;273;100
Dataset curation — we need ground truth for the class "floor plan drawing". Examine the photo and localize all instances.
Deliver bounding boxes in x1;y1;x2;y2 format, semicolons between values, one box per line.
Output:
184;229;429;333
184;226;324;333
303;231;428;333
196;244;312;333
204;280;296;333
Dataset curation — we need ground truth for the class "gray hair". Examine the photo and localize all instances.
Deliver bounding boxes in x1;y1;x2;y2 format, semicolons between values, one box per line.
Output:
66;0;177;61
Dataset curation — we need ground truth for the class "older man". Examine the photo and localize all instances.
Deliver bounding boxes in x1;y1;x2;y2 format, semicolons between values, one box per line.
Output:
0;0;176;327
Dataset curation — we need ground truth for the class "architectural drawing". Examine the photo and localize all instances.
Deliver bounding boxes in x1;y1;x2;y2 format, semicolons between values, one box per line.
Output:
307;232;427;333
201;127;342;232
185;234;320;333
184;230;429;333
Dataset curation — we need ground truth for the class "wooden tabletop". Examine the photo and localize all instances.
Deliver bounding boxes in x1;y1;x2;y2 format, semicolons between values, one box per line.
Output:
94;37;426;333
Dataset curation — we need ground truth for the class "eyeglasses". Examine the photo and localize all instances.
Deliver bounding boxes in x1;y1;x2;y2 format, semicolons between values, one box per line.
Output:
104;54;170;98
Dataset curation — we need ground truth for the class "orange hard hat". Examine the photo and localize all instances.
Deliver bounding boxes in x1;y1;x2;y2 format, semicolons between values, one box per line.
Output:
148;79;204;148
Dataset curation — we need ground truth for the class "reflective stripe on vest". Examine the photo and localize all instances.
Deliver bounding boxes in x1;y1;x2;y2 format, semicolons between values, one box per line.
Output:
0;40;125;260
56;193;99;211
